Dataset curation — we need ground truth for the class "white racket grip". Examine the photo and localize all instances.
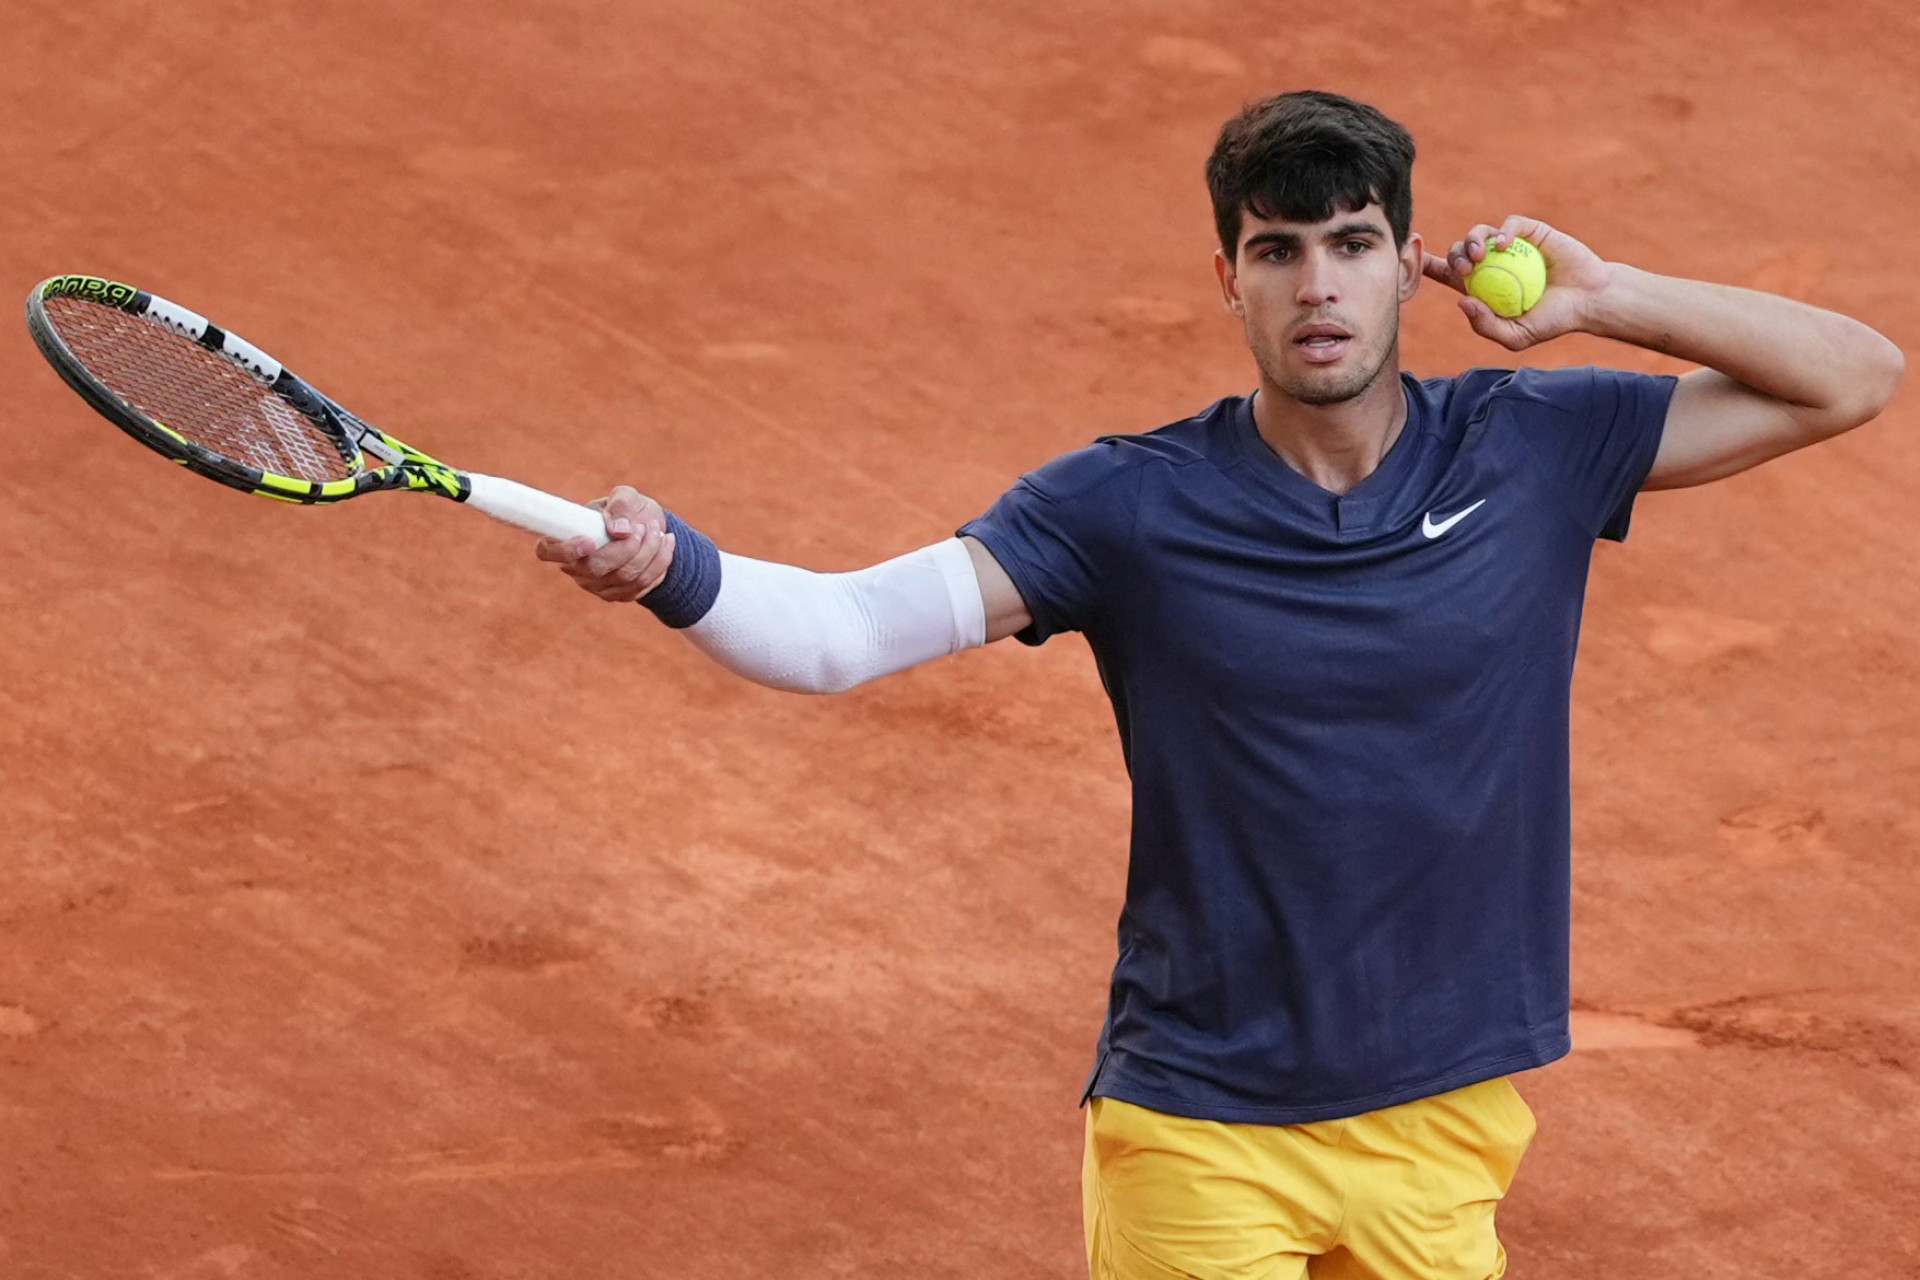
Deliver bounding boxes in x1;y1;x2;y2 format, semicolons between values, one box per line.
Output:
464;473;609;545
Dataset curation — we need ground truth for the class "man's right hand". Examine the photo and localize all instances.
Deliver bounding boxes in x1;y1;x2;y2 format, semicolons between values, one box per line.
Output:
535;484;677;603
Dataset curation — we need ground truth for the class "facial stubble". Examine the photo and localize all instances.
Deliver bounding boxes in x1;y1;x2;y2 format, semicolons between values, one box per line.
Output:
1254;307;1401;408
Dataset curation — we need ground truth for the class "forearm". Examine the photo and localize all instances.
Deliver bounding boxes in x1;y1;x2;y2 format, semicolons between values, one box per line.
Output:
1586;264;1904;417
647;525;987;694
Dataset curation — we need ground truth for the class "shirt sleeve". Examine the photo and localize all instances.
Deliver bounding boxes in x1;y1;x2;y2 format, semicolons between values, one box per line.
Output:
1505;366;1678;542
956;440;1141;646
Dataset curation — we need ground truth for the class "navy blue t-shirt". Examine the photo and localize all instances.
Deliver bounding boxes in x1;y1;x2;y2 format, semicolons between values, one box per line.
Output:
959;366;1676;1125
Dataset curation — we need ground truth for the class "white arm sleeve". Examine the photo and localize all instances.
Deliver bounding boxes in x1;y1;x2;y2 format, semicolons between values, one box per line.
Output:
682;537;987;694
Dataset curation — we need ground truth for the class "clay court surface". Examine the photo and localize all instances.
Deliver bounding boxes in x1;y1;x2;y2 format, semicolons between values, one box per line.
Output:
2;1;1917;1276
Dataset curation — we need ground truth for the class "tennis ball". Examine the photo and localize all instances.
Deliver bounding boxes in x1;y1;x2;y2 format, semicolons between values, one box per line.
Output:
1466;237;1547;318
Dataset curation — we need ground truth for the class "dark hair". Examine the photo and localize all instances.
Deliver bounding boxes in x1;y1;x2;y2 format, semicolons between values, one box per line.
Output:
1205;90;1416;257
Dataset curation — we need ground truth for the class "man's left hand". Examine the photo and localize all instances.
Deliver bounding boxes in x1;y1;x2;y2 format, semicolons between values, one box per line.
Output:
1422;216;1616;351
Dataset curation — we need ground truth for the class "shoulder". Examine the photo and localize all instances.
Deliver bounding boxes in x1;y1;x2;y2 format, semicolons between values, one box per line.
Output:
1019;398;1231;502
1414;367;1648;454
1426;365;1678;423
1420;366;1594;426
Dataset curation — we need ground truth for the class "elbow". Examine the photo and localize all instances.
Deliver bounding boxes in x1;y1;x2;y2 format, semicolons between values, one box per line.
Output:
1857;332;1906;421
1824;333;1906;435
773;654;870;696
804;665;867;696
1876;335;1908;411
797;637;874;693
758;663;863;695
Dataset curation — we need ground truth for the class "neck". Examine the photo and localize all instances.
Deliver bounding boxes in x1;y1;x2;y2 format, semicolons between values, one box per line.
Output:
1250;360;1408;496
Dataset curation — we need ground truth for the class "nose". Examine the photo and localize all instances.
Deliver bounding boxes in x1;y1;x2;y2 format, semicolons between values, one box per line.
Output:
1294;247;1340;308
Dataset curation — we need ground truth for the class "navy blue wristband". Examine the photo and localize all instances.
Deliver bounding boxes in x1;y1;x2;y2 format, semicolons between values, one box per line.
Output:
638;511;723;628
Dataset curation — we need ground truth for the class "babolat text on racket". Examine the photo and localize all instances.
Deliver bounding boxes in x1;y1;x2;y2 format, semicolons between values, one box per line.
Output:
25;274;608;544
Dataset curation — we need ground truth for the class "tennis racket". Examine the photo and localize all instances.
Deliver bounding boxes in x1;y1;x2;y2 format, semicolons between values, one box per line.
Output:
24;274;609;545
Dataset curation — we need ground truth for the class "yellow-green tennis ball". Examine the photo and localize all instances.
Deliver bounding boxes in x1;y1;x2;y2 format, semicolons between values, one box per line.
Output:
1466;237;1547;318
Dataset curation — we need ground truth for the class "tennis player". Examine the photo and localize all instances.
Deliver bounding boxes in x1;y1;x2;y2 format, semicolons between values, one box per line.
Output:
539;91;1903;1280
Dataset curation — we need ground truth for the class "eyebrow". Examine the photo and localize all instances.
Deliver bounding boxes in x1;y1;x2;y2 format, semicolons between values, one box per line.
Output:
1242;221;1389;253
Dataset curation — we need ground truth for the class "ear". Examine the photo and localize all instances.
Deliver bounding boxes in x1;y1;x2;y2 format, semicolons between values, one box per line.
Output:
1398;231;1424;302
1214;248;1245;317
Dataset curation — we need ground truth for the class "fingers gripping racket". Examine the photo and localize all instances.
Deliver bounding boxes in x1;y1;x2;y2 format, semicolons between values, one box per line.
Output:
25;275;608;545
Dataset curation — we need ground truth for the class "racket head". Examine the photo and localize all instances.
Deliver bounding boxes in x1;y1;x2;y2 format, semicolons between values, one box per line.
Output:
25;275;466;505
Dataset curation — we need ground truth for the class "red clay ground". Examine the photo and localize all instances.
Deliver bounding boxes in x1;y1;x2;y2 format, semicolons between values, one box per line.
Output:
2;1;1916;1276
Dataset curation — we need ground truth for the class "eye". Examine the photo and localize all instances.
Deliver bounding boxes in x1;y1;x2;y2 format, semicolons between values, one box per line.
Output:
1260;245;1293;262
1341;239;1371;255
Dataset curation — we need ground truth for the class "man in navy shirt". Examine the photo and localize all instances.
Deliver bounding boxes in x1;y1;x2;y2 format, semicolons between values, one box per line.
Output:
541;91;1903;1280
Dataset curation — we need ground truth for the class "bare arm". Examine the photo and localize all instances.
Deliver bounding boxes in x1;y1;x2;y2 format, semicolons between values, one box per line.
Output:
962;535;1033;643
1425;217;1905;489
1583;267;1905;489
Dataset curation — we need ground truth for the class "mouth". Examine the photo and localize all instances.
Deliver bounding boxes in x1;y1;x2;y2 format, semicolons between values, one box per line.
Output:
1292;324;1353;364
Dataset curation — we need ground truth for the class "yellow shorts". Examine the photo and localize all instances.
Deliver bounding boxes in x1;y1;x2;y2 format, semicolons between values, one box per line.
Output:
1082;1078;1536;1280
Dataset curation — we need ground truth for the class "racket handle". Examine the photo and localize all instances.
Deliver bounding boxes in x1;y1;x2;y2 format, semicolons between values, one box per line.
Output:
464;473;610;545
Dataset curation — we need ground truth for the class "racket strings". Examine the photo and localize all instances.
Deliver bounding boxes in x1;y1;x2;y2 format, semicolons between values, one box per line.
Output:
45;296;357;483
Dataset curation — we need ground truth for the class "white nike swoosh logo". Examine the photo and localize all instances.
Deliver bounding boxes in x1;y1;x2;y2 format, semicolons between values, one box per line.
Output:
1421;498;1487;539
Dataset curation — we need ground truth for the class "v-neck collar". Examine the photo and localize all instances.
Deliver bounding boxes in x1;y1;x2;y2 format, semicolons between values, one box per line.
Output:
1231;374;1426;537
